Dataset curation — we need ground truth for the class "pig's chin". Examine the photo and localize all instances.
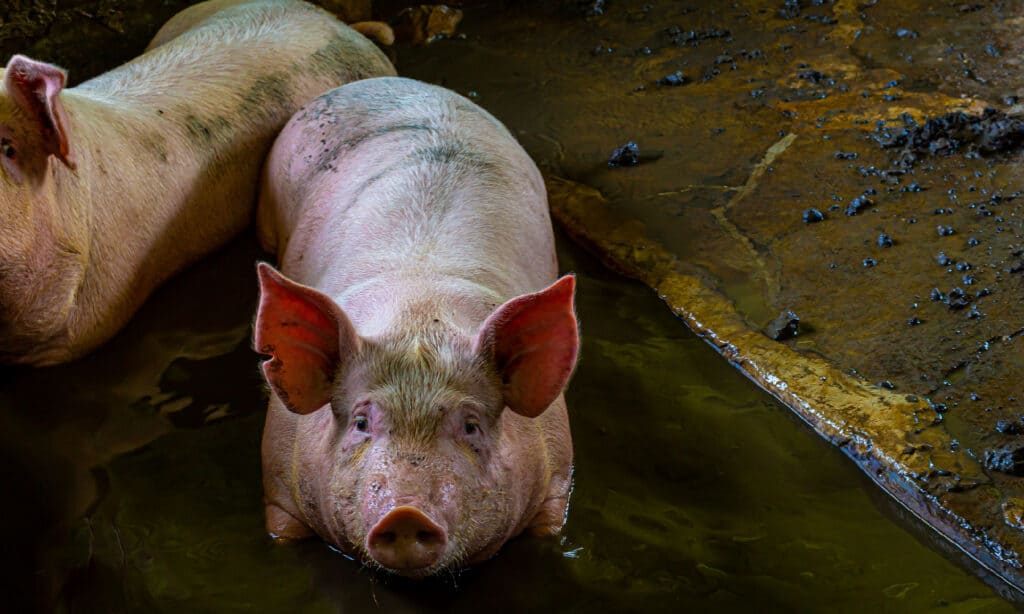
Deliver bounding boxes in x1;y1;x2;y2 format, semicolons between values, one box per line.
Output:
377;559;451;580
358;544;458;579
321;537;449;578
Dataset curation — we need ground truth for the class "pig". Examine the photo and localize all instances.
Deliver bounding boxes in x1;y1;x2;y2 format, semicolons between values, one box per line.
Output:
254;77;578;576
0;0;395;366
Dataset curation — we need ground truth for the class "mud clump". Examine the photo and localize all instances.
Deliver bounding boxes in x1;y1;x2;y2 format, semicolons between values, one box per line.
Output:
766;310;800;341
657;71;689;87
607;141;639;167
997;418;1024;435
944;287;971;310
874;108;1024;169
664;26;731;47
777;0;800;19
796;69;832;85
984;443;1024;476
802;208;825;223
845;194;873;216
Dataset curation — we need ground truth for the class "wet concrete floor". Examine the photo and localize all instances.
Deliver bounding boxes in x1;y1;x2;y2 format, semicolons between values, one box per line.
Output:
1;0;1023;610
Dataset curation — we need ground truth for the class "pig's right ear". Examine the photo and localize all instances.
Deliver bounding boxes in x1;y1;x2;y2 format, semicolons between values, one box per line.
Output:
255;263;360;415
4;55;76;170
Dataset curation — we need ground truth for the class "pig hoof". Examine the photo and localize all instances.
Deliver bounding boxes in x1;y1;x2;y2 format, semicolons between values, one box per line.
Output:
526;495;570;536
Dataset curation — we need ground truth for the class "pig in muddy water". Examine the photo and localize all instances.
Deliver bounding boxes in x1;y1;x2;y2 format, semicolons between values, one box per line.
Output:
0;0;395;366
254;77;579;576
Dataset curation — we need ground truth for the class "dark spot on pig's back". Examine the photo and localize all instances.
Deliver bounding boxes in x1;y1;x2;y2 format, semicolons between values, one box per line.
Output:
238;73;293;123
310;123;431;174
138;130;169;162
413;143;499;173
302;84;407;124
308;31;394;82
177;74;292;149
183;113;233;145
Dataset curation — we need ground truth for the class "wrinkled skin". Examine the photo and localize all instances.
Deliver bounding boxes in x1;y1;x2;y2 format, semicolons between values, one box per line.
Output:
0;0;395;365
255;77;578;577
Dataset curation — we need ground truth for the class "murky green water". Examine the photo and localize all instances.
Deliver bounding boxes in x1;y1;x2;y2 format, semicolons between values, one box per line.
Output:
1;0;1023;611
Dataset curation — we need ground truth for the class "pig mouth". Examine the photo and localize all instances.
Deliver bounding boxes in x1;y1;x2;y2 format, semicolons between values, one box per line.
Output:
363;505;452;577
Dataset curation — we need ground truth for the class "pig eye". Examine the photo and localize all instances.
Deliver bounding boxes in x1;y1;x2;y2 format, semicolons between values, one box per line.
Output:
354;415;369;432
464;418;480;436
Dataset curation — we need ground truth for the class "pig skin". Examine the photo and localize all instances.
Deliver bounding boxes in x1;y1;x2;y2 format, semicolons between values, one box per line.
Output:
255;77;577;576
0;0;395;365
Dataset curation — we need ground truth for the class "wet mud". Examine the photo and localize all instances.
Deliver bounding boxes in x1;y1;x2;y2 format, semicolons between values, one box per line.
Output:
2;0;1024;611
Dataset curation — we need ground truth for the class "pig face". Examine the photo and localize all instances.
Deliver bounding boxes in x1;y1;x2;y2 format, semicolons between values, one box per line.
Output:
255;263;578;576
0;55;84;362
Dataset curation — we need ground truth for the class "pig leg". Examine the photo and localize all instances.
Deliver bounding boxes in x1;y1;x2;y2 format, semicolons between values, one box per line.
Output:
261;400;316;541
265;503;315;542
527;396;574;536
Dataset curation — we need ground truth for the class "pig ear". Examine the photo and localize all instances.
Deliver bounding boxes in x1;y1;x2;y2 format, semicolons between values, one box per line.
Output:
255;263;360;415
4;55;76;170
474;276;579;418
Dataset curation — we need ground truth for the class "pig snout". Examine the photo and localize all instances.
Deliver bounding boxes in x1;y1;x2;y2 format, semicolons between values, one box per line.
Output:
366;506;448;571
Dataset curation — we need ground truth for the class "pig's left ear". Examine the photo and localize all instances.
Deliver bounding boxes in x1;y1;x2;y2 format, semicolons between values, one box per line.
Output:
255;263;360;415
4;55;76;170
474;276;579;418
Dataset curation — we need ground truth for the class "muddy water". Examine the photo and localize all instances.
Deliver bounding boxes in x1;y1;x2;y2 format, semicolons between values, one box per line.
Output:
0;0;1021;611
0;234;1009;612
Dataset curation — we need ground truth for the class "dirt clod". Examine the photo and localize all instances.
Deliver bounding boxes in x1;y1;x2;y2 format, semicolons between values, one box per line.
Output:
657;70;689;86
803;208;825;223
607;141;640;167
766;310;800;341
877;108;1024;169
984;443;1024;476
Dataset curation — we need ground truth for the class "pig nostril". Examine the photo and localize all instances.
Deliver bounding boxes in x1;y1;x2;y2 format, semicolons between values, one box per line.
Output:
366;506;448;571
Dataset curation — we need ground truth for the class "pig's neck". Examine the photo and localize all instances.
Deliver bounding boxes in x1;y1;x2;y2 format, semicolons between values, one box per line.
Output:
56;90;214;354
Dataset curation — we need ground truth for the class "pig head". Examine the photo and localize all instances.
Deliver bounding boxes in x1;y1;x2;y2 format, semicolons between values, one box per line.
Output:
0;56;86;362
255;263;577;576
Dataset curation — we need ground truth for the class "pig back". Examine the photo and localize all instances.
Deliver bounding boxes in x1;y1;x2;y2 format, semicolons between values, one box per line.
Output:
259;77;557;305
43;0;396;363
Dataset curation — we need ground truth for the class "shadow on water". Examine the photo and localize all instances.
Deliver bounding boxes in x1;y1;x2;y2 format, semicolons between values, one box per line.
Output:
0;0;1020;611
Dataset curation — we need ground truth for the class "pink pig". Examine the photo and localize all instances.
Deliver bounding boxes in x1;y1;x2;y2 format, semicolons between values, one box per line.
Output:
254;77;578;576
0;0;394;365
